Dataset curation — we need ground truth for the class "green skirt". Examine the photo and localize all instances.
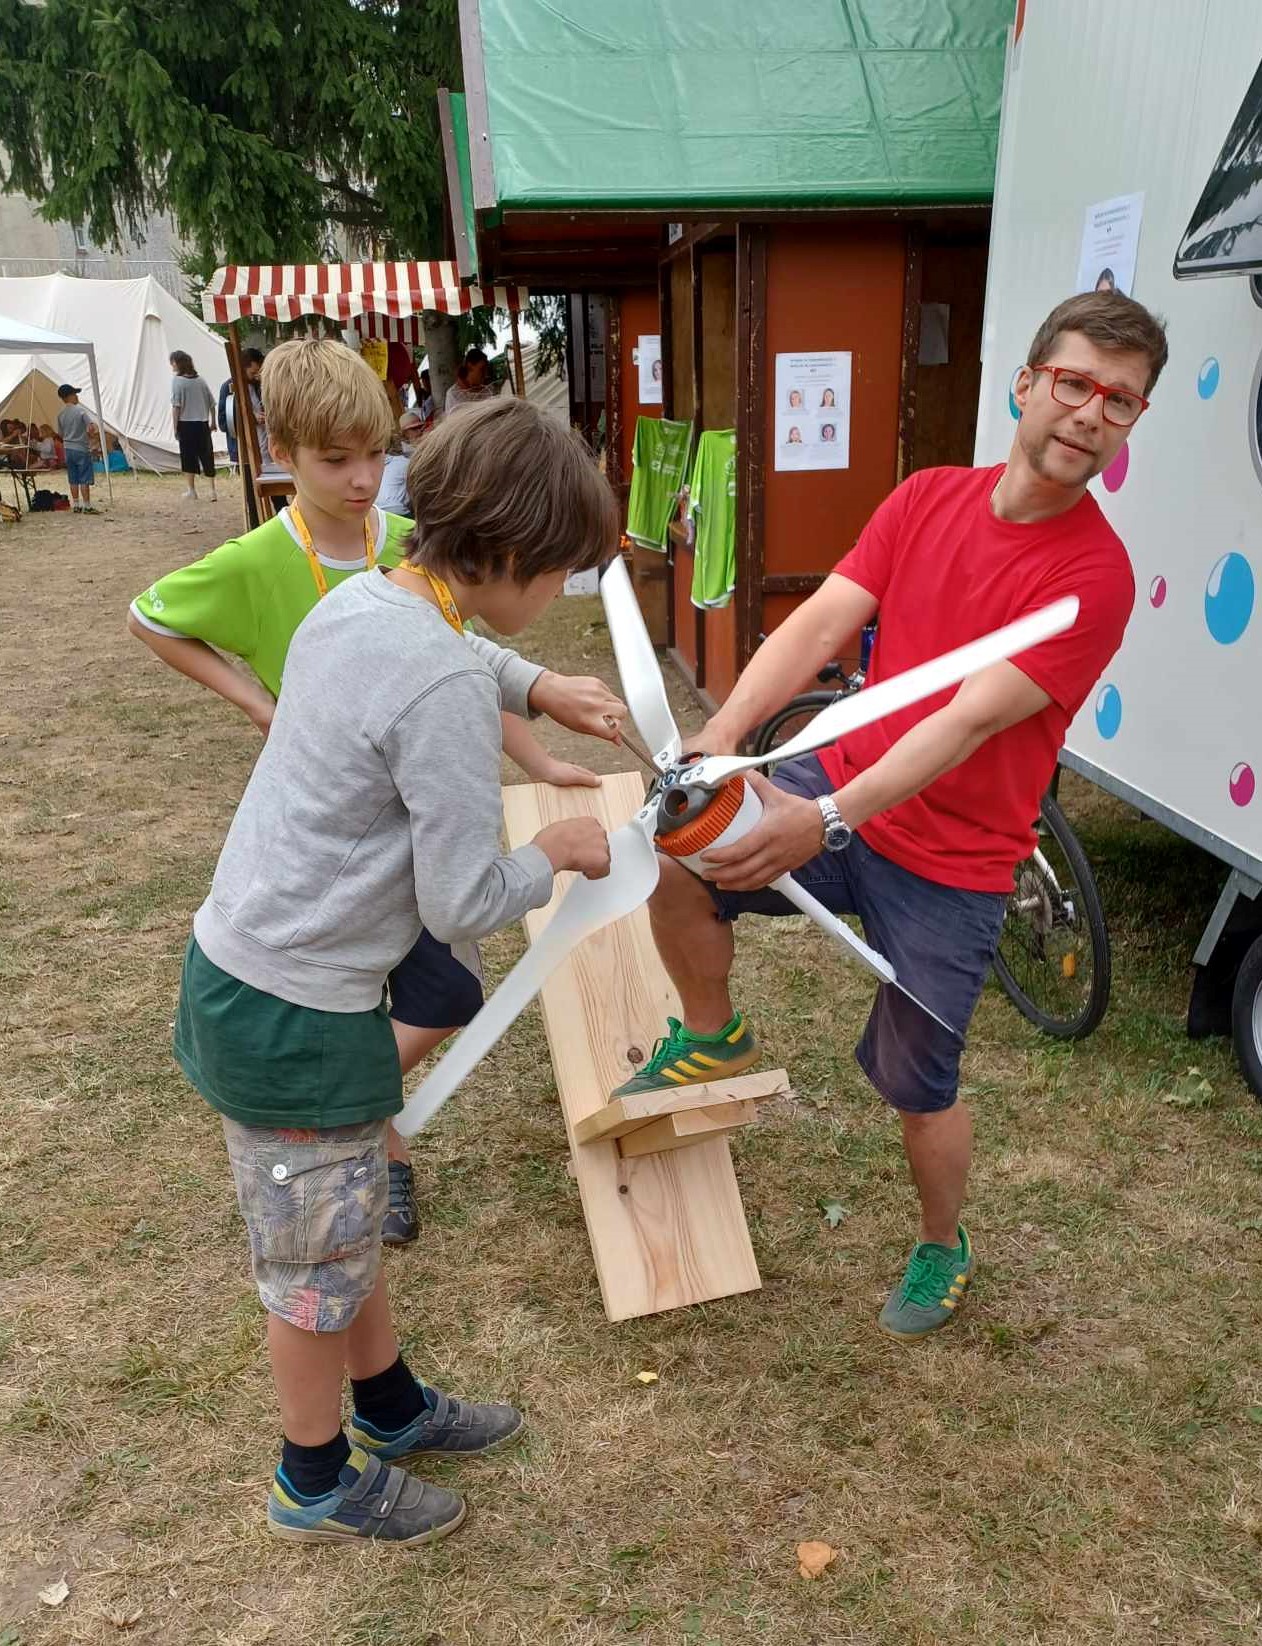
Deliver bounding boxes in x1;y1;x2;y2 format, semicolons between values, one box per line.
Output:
174;936;402;1129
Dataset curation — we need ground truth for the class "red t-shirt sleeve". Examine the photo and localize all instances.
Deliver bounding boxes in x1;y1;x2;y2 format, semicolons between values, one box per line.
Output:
832;472;922;600
1011;542;1135;716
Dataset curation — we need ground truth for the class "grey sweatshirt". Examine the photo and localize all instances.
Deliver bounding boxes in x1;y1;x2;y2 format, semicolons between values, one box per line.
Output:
193;569;555;1010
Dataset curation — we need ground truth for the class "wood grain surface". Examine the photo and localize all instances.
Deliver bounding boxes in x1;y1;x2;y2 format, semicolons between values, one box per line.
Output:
501;772;762;1321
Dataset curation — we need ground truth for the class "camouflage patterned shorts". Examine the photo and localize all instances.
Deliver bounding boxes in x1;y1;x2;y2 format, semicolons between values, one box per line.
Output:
222;1117;389;1333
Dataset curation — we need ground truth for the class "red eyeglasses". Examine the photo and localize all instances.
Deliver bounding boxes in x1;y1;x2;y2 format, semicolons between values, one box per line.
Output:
1031;365;1150;427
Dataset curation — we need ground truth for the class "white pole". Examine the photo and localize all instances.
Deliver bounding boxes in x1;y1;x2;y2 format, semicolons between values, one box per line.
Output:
84;344;114;505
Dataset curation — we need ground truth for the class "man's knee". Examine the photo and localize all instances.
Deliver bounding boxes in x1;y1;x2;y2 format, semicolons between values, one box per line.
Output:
649;852;717;915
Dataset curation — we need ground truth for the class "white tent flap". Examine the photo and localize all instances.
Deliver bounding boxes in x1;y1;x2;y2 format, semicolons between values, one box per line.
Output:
0;273;228;473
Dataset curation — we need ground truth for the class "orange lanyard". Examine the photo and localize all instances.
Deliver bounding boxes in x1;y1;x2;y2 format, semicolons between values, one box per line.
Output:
393;560;464;635
289;504;375;600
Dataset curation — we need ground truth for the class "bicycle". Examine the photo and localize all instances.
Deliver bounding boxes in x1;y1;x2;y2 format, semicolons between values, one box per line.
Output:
748;657;1112;1040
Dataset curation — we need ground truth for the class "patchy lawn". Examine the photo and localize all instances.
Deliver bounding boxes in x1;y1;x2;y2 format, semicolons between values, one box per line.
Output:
1;477;1261;1645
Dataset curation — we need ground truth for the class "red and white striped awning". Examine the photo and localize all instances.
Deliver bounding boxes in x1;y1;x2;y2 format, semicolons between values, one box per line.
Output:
202;262;528;327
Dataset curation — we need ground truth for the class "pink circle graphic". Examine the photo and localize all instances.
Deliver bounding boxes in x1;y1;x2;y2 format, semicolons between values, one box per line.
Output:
1101;443;1129;493
1149;575;1167;608
1230;763;1255;808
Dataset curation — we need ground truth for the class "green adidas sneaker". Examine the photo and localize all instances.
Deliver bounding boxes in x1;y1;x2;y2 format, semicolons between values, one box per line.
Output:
609;1014;760;1099
878;1225;974;1341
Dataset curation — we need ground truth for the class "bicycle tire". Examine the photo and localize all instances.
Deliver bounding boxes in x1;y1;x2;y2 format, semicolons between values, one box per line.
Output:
992;791;1111;1039
749;691;844;761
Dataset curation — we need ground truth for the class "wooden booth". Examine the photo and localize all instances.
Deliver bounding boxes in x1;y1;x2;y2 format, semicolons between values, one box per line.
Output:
442;0;1014;709
201;260;528;529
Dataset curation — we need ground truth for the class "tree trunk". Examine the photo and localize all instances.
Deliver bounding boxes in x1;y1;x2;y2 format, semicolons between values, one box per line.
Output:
423;311;459;419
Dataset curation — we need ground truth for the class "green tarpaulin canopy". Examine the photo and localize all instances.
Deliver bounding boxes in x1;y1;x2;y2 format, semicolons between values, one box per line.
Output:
463;0;1013;215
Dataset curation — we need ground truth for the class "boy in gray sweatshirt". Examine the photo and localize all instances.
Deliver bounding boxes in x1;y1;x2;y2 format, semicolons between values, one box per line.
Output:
174;398;624;1548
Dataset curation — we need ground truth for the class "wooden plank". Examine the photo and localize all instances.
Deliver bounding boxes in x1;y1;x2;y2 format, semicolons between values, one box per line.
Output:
896;224;925;485
501;773;762;1321
618;1100;757;1159
574;1068;789;1144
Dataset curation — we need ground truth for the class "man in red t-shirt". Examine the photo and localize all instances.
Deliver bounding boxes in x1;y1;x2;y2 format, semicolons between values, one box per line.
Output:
611;292;1168;1340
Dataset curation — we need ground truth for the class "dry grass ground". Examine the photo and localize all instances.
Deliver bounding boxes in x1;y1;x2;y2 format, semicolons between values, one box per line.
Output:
2;475;1261;1645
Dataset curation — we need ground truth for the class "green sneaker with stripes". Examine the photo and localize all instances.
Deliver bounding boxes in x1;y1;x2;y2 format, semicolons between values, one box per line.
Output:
609;1013;760;1099
878;1225;974;1341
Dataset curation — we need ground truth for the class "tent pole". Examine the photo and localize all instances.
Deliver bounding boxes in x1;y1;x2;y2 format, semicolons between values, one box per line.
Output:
510;309;526;398
85;345;113;505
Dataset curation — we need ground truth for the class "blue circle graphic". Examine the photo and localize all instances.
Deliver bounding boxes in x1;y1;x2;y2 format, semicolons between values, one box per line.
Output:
1205;552;1255;645
1008;369;1021;420
1197;357;1220;399
1095;684;1122;740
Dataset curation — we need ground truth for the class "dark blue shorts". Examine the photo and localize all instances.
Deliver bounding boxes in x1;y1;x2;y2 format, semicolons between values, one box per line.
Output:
387;929;483;1030
705;755;1006;1114
65;448;94;488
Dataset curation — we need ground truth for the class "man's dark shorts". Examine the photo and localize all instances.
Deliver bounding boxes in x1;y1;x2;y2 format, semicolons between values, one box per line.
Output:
388;930;483;1030
704;755;1007;1114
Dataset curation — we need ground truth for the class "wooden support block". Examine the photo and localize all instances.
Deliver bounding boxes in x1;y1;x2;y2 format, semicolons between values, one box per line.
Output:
574;1068;790;1144
618;1099;757;1159
502;773;769;1322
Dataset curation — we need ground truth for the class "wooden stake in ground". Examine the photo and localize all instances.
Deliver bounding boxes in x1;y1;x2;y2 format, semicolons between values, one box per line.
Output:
501;773;775;1321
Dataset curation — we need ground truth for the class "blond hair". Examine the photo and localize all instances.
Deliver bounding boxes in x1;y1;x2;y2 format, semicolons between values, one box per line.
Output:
261;339;394;454
405;397;617;585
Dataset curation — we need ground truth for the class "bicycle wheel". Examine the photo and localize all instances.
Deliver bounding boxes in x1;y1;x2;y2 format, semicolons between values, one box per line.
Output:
992;791;1111;1039
749;692;842;762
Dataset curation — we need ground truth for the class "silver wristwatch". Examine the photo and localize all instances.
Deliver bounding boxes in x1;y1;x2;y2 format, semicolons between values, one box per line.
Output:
816;794;853;853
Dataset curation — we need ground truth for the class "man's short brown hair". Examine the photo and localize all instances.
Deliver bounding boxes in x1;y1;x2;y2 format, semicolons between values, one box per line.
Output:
261;339;394;455
1027;292;1169;395
404;398;618;584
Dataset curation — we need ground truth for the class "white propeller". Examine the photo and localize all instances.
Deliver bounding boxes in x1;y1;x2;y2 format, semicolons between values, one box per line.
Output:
599;553;683;770
396;807;660;1135
395;568;1080;1133
683;597;1078;791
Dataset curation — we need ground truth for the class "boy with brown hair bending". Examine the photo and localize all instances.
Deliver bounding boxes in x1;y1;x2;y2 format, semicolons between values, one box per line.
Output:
174;396;625;1546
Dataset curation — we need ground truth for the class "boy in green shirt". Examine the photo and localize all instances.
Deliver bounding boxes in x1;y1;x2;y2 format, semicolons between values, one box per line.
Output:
129;340;598;1242
175;394;624;1546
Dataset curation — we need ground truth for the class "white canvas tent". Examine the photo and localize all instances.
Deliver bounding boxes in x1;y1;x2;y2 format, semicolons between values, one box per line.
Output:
0;273;228;473
0;312;111;499
504;337;569;422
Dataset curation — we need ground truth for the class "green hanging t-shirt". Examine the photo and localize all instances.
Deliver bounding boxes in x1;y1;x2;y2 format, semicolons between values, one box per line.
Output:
625;416;692;551
129;506;411;698
687;429;737;610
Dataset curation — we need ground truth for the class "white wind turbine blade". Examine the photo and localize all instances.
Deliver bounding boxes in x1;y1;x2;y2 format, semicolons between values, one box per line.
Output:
772;874;959;1039
687;597;1079;790
395;809;662;1136
600;554;683;770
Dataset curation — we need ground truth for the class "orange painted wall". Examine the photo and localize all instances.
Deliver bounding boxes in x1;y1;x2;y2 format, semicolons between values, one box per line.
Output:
618;286;662;483
761;226;906;594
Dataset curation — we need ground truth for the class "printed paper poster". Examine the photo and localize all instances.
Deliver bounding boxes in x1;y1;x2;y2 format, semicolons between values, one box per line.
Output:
637;335;663;404
774;351;851;471
1075;192;1144;297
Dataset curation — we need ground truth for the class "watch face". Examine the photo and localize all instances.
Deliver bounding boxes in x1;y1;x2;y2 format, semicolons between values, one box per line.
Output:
825;822;850;851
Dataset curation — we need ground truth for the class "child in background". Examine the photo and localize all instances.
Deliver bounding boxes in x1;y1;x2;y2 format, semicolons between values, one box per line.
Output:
175;396;623;1545
56;386;97;512
129;339;598;1242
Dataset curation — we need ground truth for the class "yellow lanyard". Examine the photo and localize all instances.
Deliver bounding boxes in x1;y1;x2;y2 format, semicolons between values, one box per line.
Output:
393;560;464;634
289;504;375;600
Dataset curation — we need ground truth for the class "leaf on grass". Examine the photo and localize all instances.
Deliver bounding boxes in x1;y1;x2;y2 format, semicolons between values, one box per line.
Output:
107;1609;144;1630
1248;1406;1262;1426
1160;1072;1216;1110
38;1578;70;1608
816;1197;846;1229
0;1627;23;1646
796;1539;836;1579
635;1370;658;1385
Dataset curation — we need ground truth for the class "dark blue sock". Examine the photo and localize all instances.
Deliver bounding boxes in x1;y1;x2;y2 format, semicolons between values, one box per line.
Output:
351;1353;429;1434
278;1430;351;1502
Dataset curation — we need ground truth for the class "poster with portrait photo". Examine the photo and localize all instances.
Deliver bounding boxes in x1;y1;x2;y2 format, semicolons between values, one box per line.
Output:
774;351;851;471
1074;192;1144;297
637;335;663;404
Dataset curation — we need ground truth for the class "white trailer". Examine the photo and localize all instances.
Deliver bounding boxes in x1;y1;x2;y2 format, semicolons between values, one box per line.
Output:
975;0;1262;1088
